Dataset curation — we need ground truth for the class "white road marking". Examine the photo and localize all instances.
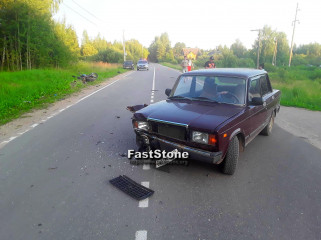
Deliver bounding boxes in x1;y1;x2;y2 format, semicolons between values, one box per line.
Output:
143;164;150;170
9;136;17;141
152;67;156;91
150;67;156;105
138;182;150;208
0;71;134;148
135;230;147;240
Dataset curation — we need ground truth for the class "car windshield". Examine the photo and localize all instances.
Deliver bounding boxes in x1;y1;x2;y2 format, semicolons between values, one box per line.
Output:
124;61;132;64
138;61;147;64
171;75;246;105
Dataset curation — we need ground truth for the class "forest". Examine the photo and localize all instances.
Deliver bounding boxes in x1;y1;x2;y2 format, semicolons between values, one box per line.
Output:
0;0;321;124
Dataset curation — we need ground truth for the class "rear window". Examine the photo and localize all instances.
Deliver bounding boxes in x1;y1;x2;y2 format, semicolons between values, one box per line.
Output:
124;61;133;64
138;61;147;64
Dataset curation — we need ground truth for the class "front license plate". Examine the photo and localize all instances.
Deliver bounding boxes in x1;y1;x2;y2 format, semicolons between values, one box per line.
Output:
155;149;178;168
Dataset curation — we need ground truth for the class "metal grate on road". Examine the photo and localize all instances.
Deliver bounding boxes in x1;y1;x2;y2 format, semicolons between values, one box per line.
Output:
109;175;154;200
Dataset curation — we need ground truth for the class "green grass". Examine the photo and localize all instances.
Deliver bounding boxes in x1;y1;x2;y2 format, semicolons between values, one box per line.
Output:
0;62;128;125
159;62;182;71
161;62;321;111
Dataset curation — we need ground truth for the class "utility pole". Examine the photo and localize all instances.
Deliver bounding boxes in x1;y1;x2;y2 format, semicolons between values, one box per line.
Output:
272;38;278;66
123;30;126;62
289;3;300;67
251;29;262;69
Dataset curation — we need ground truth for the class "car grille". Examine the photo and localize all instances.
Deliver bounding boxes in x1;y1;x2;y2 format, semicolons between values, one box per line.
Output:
149;121;186;141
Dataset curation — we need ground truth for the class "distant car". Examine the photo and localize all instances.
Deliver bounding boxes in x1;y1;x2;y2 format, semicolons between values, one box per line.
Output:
123;60;134;70
131;69;281;175
137;60;149;71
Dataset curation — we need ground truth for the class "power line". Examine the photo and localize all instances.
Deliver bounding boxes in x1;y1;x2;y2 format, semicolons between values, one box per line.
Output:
71;0;103;22
62;2;98;27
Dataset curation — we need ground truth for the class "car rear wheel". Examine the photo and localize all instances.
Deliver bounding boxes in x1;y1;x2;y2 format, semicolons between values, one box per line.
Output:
261;114;274;136
222;136;239;175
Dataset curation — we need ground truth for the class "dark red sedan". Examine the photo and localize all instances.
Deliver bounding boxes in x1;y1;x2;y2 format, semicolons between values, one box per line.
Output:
132;69;281;175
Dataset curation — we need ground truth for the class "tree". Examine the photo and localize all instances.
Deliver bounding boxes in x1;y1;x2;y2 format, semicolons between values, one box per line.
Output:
81;43;98;57
148;32;173;62
0;0;78;70
230;39;247;58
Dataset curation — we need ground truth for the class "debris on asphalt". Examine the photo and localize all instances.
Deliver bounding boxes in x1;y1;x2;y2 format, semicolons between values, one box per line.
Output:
126;104;148;113
30;185;34;188
155;164;170;173
119;153;127;157
48;167;57;170
108;165;111;167
116;116;120;119
109;175;154;200
96;141;102;145
37;223;42;227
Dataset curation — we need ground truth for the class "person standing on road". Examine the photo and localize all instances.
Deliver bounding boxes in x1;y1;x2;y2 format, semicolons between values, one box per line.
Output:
181;56;189;73
187;59;194;72
204;56;216;69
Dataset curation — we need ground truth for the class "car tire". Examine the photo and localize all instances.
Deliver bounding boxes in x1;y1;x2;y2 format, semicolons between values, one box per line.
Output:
222;136;239;175
261;114;274;136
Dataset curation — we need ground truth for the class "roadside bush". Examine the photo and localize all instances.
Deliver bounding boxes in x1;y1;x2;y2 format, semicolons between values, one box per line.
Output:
237;58;255;68
264;63;277;72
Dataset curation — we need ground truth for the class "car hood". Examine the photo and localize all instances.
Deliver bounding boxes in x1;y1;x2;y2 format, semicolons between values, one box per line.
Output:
134;100;244;132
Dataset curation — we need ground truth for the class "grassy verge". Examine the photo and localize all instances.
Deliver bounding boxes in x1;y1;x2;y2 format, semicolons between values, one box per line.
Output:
0;61;128;125
161;62;321;111
159;62;182;71
269;76;321;111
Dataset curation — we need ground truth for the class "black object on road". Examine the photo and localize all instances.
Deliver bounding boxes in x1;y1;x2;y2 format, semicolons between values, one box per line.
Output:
109;175;154;200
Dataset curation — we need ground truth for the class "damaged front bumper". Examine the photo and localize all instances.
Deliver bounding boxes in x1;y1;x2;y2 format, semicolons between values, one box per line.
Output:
135;131;223;165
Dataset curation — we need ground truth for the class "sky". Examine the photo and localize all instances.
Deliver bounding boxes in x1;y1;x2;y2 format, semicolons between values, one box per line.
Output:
53;0;321;50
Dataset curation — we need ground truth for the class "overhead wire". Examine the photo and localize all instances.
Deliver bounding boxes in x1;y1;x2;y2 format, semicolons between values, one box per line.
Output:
62;2;98;27
71;0;103;22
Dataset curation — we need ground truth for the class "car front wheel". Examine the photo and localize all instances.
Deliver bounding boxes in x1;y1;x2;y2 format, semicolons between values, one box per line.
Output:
261;114;274;136
222;136;239;175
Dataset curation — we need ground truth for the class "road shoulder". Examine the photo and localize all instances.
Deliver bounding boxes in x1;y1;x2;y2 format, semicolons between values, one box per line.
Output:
0;71;133;147
275;106;321;150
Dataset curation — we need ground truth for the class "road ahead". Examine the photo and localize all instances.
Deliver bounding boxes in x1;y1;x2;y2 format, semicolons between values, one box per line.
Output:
0;64;321;240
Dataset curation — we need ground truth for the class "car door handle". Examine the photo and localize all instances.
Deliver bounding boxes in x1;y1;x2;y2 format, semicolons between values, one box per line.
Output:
263;101;267;107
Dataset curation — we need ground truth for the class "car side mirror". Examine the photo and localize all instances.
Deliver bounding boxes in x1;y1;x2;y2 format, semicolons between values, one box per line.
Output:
250;97;264;105
165;88;172;96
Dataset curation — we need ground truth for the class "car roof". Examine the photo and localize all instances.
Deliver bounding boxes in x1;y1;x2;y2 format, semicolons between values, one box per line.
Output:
182;68;267;78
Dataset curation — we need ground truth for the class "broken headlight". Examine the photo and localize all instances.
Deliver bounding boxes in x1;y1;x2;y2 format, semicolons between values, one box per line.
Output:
134;121;150;131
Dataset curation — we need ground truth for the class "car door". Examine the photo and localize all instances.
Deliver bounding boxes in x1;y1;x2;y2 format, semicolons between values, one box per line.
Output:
247;75;267;137
260;74;274;123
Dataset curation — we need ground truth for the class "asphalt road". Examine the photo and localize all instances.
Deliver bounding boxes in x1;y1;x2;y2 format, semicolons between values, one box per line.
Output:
0;64;321;240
